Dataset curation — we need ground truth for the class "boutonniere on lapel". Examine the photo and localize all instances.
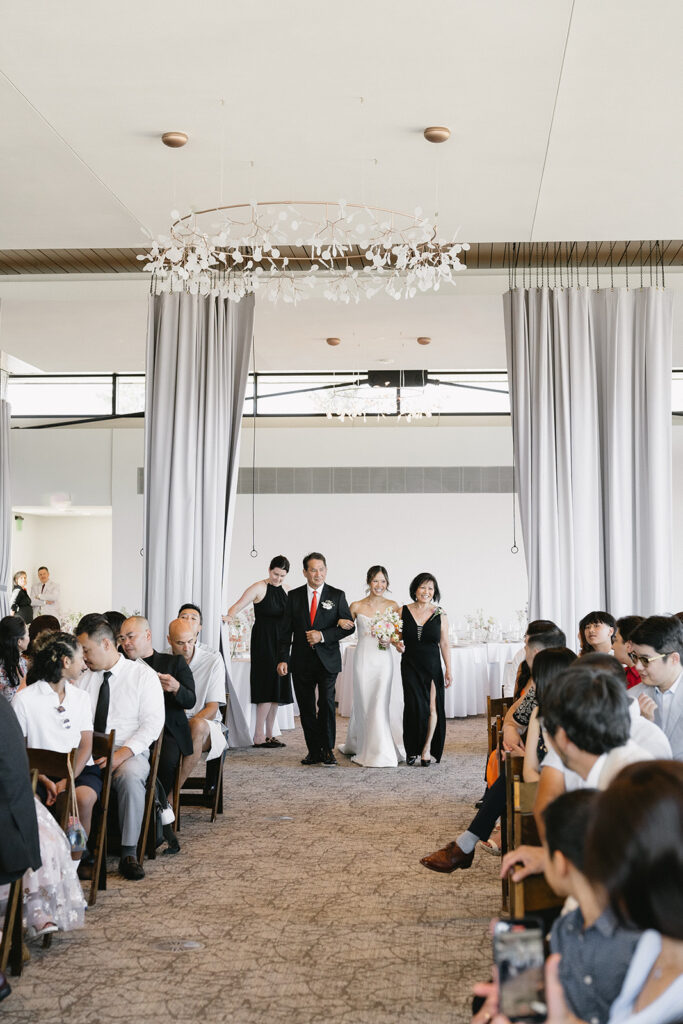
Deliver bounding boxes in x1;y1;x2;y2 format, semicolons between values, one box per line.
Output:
322;600;334;610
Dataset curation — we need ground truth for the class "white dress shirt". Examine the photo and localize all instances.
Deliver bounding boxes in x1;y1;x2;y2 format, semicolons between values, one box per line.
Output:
77;653;165;756
542;739;653;792
13;679;94;761
656;672;682;732
185;645;227;759
30;579;61;619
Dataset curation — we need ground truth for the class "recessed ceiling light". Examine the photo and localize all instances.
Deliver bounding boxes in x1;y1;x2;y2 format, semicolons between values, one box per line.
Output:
326;337;341;346
417;336;432;346
377;358;394;364
423;126;450;144
161;131;188;148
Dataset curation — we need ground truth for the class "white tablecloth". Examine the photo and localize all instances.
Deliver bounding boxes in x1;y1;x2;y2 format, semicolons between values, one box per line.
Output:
335;642;523;720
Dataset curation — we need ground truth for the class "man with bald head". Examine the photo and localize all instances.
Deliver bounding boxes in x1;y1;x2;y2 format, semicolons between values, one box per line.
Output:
119;615;195;852
168;619;227;788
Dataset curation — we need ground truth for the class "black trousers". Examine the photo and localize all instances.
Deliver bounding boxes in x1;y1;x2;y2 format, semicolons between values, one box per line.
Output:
292;656;337;756
469;768;506;842
158;730;182;798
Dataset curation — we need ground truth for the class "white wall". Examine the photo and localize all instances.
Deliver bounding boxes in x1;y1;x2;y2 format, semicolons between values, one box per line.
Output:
10;512;112;622
228;492;527;626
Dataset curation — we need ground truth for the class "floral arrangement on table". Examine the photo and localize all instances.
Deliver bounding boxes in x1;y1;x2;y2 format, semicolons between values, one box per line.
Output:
369;608;402;651
228;613;250;656
465;609;496;634
60;610;86;634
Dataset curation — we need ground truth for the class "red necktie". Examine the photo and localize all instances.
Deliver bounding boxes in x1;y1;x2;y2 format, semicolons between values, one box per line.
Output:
310;590;317;625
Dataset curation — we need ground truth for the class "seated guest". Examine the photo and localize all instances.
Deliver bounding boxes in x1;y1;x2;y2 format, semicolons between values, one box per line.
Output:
10;570;33;624
612;614;644;688
167;618;227;788
420;629;568;873
76;614;164;881
27;614;61;656
543;790;640;1024
500;625;568;756
177;603;211;650
103;610;126;646
533;661;654;837
119;615;195;852
0;615;29;703
13;633;102;851
578;609;616;655
482;764;683;1024
520;647;578;782
510;619;559;700
628;615;683;760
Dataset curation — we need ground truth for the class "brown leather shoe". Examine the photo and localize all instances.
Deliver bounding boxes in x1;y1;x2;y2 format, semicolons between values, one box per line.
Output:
420;841;475;873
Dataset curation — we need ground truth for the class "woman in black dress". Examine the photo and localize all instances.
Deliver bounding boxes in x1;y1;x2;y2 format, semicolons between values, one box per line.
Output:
223;555;292;748
10;571;33;625
398;573;451;766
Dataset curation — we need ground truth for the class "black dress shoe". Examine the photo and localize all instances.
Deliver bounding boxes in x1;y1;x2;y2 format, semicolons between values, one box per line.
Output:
321;750;338;767
118;856;145;880
301;752;321;765
0;971;11;1002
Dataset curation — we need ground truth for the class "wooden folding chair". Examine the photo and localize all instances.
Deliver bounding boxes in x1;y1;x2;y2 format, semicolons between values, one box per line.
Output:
172;699;228;831
508;778;564;919
486;695;514;755
85;730;115;907
0;772;38;976
499;751;524;913
26;749;74;831
137;732;163;863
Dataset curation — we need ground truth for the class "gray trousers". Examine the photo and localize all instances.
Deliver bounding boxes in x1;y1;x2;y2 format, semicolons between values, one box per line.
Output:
111;750;150;847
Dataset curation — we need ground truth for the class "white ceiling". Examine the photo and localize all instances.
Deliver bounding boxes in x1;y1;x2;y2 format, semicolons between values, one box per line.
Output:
1;0;682;250
0;1;681;375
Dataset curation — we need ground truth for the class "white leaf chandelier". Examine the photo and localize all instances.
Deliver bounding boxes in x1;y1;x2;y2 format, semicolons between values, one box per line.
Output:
140;201;469;304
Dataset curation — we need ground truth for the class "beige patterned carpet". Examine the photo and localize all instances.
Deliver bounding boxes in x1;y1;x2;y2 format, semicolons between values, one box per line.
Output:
5;715;500;1024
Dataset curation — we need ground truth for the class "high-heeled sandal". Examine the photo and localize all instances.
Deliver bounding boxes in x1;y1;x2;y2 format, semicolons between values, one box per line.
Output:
420;758;432;767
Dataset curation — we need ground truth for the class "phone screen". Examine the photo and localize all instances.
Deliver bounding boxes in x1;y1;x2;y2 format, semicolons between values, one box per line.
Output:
493;920;546;1023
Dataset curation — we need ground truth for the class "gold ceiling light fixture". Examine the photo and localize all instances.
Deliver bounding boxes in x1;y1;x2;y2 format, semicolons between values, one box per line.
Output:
161;131;188;148
423;126;450;144
326;337;341;347
417;336;431;346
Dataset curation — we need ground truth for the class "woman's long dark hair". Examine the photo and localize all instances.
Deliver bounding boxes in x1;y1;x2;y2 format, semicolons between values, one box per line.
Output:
0;615;28;688
26;632;81;686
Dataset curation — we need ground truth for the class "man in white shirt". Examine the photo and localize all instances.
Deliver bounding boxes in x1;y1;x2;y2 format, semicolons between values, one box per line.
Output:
167;618;227;788
628;615;683;760
76;614;164;881
30;566;61;620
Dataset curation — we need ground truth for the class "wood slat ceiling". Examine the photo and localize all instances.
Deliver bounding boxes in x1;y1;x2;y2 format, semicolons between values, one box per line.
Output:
0;241;681;276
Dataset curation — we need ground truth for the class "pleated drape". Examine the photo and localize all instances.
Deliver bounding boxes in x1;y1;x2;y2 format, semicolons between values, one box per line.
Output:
504;286;673;643
143;291;254;651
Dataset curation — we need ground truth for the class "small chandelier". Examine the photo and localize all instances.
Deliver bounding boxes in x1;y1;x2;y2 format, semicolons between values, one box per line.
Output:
316;371;442;423
140;201;468;304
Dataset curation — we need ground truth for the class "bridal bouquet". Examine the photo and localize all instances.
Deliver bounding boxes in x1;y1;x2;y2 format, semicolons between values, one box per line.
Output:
370;608;402;651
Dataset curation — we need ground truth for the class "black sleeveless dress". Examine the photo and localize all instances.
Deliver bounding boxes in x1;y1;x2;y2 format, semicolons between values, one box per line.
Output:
250;584;293;704
400;607;447;762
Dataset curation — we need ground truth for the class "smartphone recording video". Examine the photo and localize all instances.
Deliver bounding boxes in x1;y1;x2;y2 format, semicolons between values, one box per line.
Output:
493;919;546;1023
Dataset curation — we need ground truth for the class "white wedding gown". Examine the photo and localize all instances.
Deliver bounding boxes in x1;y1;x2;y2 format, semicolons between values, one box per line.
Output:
339;614;406;767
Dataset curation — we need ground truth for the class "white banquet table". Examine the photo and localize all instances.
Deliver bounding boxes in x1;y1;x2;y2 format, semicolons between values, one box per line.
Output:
228;658;297;741
335;642;523;721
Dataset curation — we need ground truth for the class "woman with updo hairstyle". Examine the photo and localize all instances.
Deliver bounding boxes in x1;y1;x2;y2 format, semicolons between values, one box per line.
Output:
397;573;451;766
0;614;30;702
337;565;405;767
13;632;102;848
223;555;293;748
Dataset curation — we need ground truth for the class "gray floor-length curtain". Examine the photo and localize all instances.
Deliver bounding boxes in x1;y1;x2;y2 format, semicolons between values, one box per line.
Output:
504;286;673;643
143;291;254;662
0;397;11;618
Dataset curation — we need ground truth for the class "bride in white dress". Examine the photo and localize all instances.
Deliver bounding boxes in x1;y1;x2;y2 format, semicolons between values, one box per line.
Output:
338;566;406;767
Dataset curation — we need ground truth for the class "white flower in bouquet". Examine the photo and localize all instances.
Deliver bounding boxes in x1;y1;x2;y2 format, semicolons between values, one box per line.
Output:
369;607;402;651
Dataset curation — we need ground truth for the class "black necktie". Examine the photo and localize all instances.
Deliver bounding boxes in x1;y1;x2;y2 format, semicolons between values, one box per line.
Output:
94;670;112;733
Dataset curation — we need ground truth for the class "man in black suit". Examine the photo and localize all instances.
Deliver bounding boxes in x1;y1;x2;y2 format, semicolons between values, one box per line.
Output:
119;615;196;852
277;552;354;766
